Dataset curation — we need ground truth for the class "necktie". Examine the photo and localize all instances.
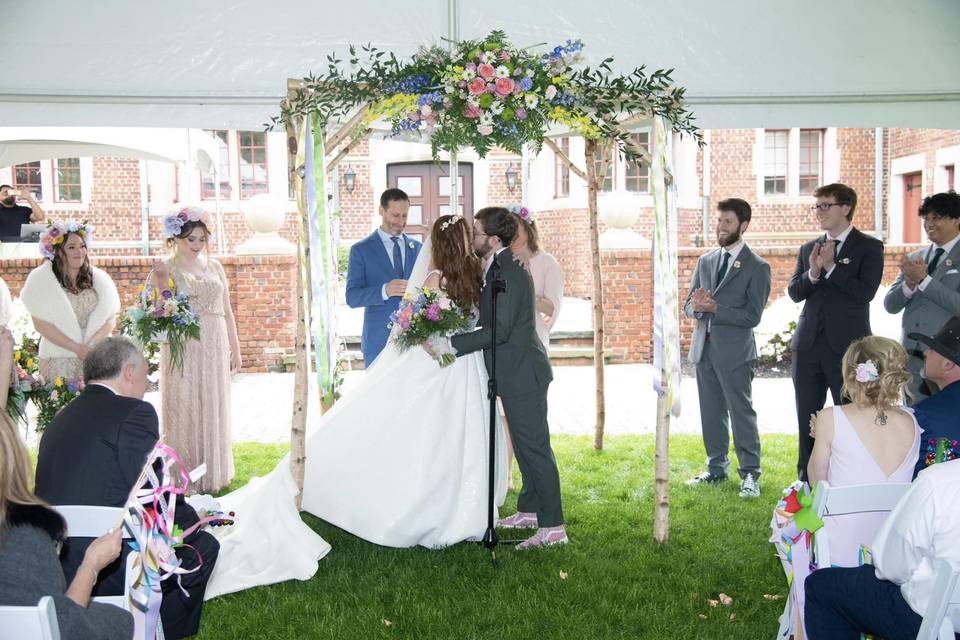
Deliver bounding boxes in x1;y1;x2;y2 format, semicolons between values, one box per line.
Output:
717;251;730;284
928;247;946;275
832;239;841;256
390;236;404;278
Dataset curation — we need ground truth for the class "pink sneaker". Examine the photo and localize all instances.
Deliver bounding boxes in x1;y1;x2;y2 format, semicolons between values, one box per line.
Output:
497;512;538;529
515;526;569;550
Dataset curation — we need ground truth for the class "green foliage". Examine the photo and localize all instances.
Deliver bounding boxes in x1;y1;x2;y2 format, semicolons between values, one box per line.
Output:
117;314;161;376
200;434;793;639
337;244;350;281
275;31;702;165
758;320;797;369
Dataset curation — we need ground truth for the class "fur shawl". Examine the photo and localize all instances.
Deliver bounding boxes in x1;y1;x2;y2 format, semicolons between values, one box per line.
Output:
20;261;121;360
0;276;10;326
3;503;66;543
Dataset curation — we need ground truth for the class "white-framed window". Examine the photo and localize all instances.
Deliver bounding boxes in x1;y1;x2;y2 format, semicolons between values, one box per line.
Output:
588;129;652;194
4;158;91;207
757;128;836;201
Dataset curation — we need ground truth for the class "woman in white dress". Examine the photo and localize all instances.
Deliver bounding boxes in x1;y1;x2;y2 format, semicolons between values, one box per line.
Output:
205;215;506;598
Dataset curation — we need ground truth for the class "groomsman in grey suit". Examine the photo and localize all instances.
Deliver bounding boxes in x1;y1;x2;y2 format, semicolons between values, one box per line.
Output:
684;198;772;498
884;191;960;402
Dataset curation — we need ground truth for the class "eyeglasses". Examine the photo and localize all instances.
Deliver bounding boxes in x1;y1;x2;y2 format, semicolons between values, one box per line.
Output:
473;229;489;237
811;202;845;212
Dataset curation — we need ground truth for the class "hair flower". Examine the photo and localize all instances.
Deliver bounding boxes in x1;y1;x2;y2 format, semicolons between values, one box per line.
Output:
439;215;463;231
39;220;94;261
506;204;536;224
855;360;880;383
163;206;209;239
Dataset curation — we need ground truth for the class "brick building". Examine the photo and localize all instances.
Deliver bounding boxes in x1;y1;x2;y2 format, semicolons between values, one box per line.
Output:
1;126;958;368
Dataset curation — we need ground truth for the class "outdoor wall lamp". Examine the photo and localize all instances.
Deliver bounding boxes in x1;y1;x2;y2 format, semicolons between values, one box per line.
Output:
342;166;357;192
504;164;519;192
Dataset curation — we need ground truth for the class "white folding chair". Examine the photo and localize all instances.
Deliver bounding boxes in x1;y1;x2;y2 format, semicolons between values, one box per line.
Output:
812;480;912;568
53;506;134;611
54;505;165;640
0;595;61;640
917;559;960;640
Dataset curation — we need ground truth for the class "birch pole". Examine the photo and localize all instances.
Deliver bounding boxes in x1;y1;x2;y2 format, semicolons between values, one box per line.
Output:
583;138;606;450
284;89;309;508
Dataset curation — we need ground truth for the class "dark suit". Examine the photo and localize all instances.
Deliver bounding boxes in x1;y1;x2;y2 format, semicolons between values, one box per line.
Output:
451;248;562;526
34;384;219;640
912;380;960;478
787;227;884;479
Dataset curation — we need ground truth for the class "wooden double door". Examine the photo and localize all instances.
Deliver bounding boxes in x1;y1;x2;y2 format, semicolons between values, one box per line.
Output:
386;162;474;241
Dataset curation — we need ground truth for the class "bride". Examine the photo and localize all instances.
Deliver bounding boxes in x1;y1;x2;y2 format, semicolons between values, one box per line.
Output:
204;215;507;598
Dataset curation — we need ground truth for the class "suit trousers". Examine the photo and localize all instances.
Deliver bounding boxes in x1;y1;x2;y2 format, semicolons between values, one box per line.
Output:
792;330;845;481
804;566;923;640
500;388;564;527
695;346;761;479
160;530;220;640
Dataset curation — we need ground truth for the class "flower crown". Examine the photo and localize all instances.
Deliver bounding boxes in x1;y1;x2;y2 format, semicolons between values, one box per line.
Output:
163;206;209;239
855;360;880;384
39;220;93;261
439;214;463;231
507;204;535;224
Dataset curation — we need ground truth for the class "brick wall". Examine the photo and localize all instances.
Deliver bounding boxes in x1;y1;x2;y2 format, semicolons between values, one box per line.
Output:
601;244;919;361
888;128;960;198
0;254;296;372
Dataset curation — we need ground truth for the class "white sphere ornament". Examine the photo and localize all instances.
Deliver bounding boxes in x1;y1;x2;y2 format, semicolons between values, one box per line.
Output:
237;194;295;255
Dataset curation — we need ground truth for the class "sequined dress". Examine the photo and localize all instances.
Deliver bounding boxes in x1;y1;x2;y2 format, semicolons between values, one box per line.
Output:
39;288;98;382
160;269;234;493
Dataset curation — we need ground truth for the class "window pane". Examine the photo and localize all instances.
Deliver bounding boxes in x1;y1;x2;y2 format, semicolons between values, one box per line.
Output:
799;129;822;196
397;176;422;197
13;161;43;201
554;136;570;197
763;130;787;195
238;130;268;199
625;132;651;193
55;158;81;202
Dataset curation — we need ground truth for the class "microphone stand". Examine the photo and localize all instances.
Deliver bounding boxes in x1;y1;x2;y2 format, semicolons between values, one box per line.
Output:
481;256;506;564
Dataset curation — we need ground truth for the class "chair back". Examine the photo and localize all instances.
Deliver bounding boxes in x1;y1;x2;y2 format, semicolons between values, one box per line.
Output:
812;481;912;568
917;560;960;640
54;505;125;539
0;595;61;640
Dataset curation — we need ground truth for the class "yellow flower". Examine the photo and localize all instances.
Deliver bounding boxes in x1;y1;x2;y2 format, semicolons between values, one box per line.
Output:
136;284;144;293
26;358;34;369
55;376;64;387
167;277;175;289
14;350;20;361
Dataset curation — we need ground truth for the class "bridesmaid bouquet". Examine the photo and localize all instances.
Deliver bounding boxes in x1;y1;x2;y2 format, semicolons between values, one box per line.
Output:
123;280;200;372
389;287;470;367
32;376;83;432
6;334;41;426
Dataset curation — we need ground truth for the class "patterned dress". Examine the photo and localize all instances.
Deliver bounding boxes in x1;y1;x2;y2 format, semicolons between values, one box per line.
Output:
38;288;99;382
160;267;234;493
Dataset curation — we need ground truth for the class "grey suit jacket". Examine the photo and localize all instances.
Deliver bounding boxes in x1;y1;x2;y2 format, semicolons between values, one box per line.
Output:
883;241;960;353
683;244;772;366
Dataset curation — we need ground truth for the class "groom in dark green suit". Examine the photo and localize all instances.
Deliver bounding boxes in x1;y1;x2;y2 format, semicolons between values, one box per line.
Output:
449;207;567;549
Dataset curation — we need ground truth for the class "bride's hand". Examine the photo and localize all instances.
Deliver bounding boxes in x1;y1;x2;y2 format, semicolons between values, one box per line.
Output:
421;342;437;358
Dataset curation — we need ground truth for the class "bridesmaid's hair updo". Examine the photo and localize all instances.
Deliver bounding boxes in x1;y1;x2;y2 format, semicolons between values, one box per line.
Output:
431;215;482;311
841;336;910;409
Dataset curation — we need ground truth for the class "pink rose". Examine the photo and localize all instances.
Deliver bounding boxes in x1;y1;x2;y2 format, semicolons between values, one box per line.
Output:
477;124;493;136
49;228;60;237
494;77;515;97
500;51;511;61
463;103;482;119
468;77;487;96
178;211;189;222
477;63;496;79
545;85;558;100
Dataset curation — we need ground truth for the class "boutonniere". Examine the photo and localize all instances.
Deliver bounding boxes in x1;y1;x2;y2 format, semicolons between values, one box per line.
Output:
947;259;954;267
733;260;741;269
408;241;415;249
839;258;851;265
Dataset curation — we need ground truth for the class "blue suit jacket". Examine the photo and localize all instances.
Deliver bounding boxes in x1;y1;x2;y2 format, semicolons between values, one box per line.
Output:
345;230;421;366
913;380;960;478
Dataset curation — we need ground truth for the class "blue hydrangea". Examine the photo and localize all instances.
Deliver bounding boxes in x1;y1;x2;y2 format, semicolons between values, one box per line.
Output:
519;76;533;91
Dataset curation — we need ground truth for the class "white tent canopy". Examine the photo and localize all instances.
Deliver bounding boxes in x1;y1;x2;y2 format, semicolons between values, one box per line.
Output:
0;128;219;172
3;0;959;131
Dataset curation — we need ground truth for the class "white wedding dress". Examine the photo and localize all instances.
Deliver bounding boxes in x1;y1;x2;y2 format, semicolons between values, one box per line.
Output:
205;238;507;599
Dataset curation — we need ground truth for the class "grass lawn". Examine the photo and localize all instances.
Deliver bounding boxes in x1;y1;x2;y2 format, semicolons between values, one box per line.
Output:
196;434;794;640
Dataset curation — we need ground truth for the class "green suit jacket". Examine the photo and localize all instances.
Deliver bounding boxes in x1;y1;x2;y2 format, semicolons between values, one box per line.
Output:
451;248;553;398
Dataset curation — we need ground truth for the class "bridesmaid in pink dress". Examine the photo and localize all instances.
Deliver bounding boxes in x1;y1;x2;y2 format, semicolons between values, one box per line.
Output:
152;207;242;494
505;206;564;488
807;336;920;567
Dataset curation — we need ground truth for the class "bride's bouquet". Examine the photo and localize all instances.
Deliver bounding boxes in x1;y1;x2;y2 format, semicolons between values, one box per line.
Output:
389;287;470;367
123;280;200;371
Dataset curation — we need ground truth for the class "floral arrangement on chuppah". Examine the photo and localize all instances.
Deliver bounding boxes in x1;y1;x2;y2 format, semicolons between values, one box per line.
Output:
276;30;700;163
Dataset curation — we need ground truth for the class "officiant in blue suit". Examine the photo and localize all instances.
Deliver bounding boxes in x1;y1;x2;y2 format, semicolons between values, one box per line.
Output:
346;188;422;366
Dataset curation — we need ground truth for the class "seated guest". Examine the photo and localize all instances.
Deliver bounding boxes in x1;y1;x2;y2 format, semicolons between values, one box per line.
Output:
0;328;133;640
910;316;960;477
807;336;920;567
34;336;219;640
805;458;960;639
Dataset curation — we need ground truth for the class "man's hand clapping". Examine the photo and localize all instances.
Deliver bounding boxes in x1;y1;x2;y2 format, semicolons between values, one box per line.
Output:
691;288;717;314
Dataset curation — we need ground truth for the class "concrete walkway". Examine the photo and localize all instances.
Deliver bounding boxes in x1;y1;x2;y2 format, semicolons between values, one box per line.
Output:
136;364;799;444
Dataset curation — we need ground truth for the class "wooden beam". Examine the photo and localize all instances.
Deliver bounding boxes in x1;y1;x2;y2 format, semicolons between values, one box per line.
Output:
324;106;370;153
327;128;370;173
543;137;588;183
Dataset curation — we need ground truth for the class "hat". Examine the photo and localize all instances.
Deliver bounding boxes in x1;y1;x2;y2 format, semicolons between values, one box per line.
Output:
909;316;960;367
